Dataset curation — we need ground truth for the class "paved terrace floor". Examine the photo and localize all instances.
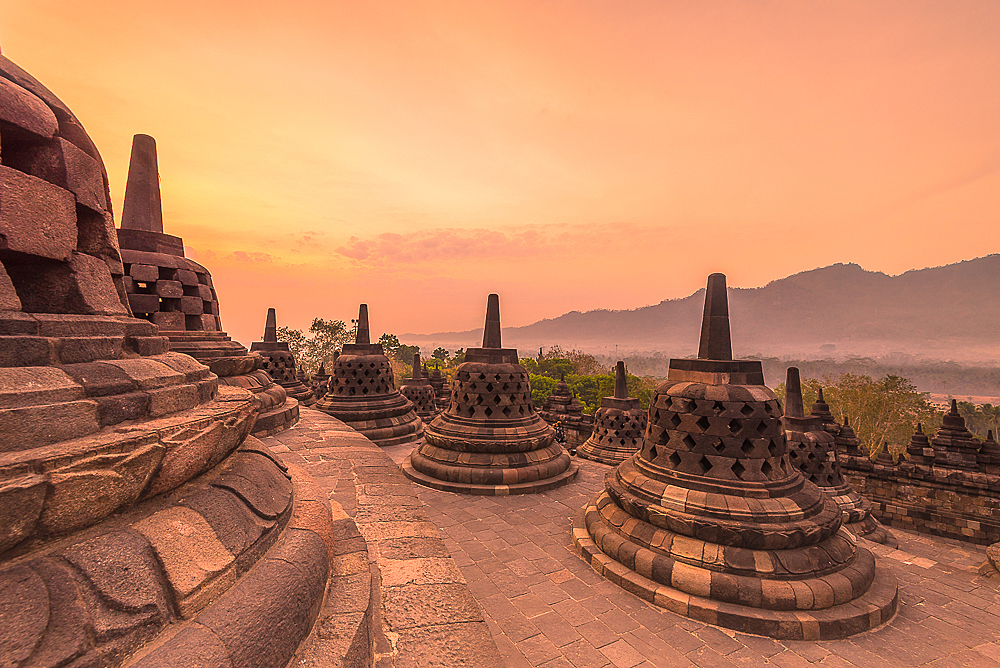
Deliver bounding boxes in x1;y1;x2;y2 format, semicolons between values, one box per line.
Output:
269;409;1000;667
380;443;1000;668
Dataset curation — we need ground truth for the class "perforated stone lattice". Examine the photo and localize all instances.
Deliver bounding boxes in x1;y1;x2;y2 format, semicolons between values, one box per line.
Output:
330;357;396;397
642;394;790;482
447;369;533;420
786;432;844;488
123;262;222;331
592;408;647;448
400;383;437;414
259;350;298;384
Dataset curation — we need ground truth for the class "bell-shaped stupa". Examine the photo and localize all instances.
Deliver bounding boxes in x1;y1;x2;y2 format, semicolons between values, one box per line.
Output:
809;388;839;435
784;369;895;547
314;304;423;446
905;422;932;465
404;294;579;494
0;56;333;668
576;362;647;465
250;307;316;406
117;134;298;435
835;415;865;457
399;353;439;420
574;274;897;639
930;400;979;469
541;375;585;420
310;360;331;400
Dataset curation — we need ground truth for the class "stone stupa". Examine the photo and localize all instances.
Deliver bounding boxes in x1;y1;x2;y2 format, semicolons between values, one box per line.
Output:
399;352;438;421
0;55;333;668
404;294;579;494
930;400;979;469
250;307;316;407
783;368;896;547
314;304;423;446
575;362;647;465
116;134;298;435
310;360;331;400
574;274;897;639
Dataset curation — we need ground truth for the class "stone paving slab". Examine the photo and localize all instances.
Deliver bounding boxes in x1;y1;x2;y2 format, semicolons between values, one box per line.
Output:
384;443;1000;668
261;409;503;668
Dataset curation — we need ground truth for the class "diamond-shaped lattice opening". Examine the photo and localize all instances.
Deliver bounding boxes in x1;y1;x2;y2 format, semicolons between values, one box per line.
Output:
761;460;773;477
740;404;755;417
668;412;682;429
807;452;817;461
668;450;680;467
728;419;742;434
483;406;494;417
682;434;697;450
768;439;779;456
741;439;754;456
714;440;727;454
478;373;487;380
695;416;711;432
486;383;494;392
697;456;712;475
756;420;770;436
732;459;746;478
502;406;512;417
493;395;502;404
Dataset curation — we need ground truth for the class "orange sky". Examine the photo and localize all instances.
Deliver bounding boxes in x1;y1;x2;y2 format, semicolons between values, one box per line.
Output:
3;1;999;348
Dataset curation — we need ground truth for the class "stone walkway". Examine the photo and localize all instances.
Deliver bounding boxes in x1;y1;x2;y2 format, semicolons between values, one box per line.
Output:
383;443;1000;668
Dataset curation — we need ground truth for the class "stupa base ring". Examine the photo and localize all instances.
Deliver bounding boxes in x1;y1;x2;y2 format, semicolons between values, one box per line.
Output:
846;515;898;549
575;441;638;466
402;459;579;495
573;507;897;640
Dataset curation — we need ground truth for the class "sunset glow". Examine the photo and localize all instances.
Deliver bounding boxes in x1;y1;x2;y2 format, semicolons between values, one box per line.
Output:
4;0;999;346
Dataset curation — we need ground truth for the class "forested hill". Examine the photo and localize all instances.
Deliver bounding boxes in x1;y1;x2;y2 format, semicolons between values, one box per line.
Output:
404;255;1000;362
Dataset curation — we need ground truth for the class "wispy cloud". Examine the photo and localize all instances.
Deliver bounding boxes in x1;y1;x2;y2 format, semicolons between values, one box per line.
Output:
334;223;644;266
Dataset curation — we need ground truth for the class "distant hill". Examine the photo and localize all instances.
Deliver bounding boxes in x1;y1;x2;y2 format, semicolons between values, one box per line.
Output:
404;255;1000;362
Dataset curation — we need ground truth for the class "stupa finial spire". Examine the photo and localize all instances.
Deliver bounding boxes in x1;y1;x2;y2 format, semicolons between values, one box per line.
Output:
785;366;805;418
356;304;370;345
412;352;421;380
121;134;163;233
263;308;277;342
483;294;501;348
614;361;627;399
697;273;732;361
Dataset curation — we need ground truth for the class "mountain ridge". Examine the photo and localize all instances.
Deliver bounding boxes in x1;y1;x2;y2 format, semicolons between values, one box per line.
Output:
403;255;1000;362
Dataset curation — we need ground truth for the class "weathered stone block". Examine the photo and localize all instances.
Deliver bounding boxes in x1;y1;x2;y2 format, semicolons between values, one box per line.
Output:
0;335;55;367
7;137;107;212
0;399;99;451
128;293;160;315
0;76;57;137
180;296;204;315
0;475;46;553
174;269;198;285
129;263;159;282
152;311;186;331
155;280;183;298
0;165;76;260
0;365;82;409
7;252;127;316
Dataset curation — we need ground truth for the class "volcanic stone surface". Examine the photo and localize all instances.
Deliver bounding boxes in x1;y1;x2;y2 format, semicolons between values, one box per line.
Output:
0;56;332;668
574;274;898;639
250;307;315;407
577;361;647;466
314;304;423;446
116;134;297;436
784;368;896;548
404;294;578;495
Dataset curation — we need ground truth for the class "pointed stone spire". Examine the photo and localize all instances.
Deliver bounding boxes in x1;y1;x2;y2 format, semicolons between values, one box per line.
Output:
697;273;732;361
483;294;501;348
412;352;422;380
121;134;163;233
263;308;277;343
614;361;627;399
784;367;805;418
356;304;370;345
